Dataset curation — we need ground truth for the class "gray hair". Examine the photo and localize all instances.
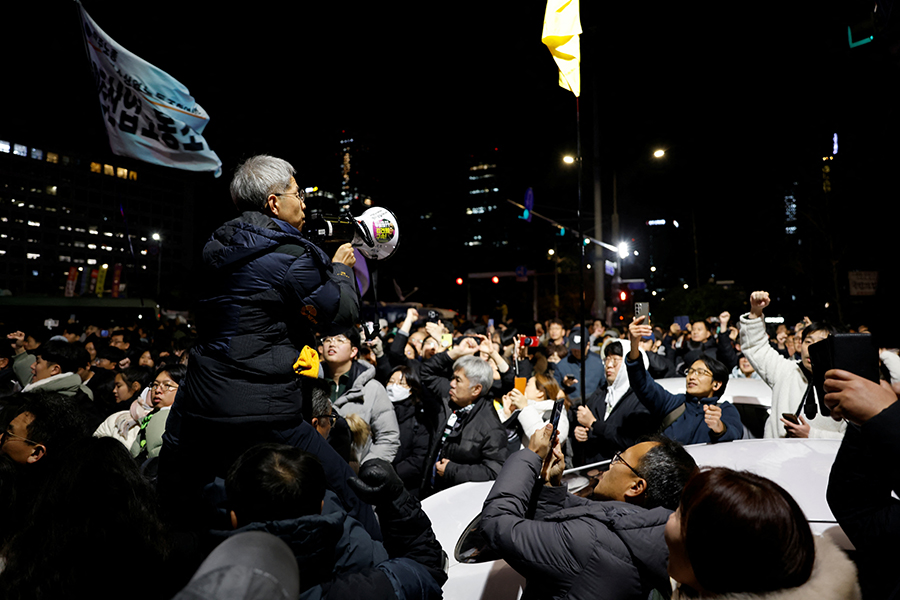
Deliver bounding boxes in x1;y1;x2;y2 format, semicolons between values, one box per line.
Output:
453;355;493;398
638;435;698;510
230;155;296;212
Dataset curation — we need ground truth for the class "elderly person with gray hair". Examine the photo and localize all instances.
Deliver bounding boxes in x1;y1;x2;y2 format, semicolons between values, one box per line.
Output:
157;155;377;536
418;336;509;497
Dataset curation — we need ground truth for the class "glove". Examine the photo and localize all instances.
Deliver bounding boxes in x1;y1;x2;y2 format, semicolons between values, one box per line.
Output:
293;345;320;378
347;458;405;506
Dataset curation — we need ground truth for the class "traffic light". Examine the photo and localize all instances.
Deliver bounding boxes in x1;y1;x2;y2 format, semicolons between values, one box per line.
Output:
619;289;628;302
491;276;500;284
456;277;464;285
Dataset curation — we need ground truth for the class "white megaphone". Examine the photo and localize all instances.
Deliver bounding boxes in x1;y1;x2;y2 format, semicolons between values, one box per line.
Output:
307;207;400;260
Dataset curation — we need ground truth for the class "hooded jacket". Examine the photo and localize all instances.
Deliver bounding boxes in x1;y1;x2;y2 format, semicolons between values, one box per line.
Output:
333;360;400;463
213;491;389;599
178;211;358;424
670;535;860;600
481;450;672;600
575;344;658;464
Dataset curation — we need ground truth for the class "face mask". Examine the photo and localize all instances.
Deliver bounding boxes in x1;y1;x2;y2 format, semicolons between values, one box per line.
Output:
386;384;411;403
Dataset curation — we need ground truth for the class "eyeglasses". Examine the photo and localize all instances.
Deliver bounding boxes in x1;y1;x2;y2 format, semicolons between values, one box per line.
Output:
685;367;713;378
2;427;40;446
322;336;350;346
612;451;644;479
272;189;306;202
604;356;623;365
149;381;179;392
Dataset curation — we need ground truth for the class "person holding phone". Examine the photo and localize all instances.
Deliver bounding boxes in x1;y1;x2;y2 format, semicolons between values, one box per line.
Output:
499;373;570;451
739;291;843;439
626;317;743;445
481;426;697;599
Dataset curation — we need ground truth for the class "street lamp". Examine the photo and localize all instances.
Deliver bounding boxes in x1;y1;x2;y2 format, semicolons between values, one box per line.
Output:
152;233;162;298
653;149;665;158
562;155;575;164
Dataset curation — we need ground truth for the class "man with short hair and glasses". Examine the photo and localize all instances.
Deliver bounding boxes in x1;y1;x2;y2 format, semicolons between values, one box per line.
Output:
482;427;697;599
0;392;88;466
624;316;743;444
321;328;399;464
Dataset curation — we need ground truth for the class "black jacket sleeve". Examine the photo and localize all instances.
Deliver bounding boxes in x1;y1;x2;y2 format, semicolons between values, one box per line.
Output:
827;402;900;598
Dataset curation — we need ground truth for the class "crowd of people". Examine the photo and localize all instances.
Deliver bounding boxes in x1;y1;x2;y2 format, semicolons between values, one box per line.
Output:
0;154;897;599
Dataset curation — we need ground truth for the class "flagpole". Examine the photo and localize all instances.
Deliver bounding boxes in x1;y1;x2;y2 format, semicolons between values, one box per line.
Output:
576;96;586;403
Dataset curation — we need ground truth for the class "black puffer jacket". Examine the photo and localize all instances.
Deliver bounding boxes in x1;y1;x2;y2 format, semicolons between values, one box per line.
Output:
481;450;671;600
391;398;430;496
179;212;358;424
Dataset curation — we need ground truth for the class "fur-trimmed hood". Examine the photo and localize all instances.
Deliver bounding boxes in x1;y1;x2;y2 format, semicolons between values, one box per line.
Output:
672;535;860;600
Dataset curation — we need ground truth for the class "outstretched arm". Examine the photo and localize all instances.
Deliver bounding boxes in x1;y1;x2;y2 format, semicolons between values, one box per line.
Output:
626;317;683;418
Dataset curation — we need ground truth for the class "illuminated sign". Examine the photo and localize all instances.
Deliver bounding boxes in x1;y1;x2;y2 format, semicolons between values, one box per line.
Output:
647;219;666;226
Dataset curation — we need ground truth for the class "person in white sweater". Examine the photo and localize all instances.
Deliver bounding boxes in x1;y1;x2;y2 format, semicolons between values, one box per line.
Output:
739;291;845;439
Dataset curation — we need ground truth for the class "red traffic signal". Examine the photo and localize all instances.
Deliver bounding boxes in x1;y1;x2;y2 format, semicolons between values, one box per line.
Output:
491;276;500;284
456;277;464;285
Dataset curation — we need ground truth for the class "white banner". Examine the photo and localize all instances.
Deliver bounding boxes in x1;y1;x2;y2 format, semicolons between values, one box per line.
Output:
78;2;222;177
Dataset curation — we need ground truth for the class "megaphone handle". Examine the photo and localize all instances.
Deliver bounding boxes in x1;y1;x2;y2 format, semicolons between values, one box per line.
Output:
355;219;375;248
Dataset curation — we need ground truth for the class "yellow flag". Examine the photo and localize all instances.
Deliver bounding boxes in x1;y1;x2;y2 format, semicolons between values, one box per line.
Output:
542;0;582;97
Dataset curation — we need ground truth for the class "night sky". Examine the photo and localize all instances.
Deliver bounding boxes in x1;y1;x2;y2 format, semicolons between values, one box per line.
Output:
2;1;898;314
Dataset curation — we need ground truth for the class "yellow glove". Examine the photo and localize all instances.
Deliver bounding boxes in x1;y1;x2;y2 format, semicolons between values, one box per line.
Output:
293;345;320;378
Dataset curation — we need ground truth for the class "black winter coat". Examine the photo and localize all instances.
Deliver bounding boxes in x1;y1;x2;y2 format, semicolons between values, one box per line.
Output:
481;450;672;600
391;398;430;495
572;384;658;465
179;212;358;424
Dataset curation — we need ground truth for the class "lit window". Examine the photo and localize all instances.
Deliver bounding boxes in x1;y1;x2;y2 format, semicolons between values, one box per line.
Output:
89;229;98;235
90;162;102;173
128;171;138;181
103;232;113;237
46;186;57;196
0;140;9;153
59;255;71;262
46;152;58;164
103;164;114;176
88;244;97;250
87;259;97;265
13;144;27;157
116;167;128;179
30;148;43;160
27;253;40;259
27;221;40;227
0;250;5;255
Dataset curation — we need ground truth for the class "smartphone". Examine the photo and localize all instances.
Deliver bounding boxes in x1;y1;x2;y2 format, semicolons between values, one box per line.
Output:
549;399;564;434
441;333;453;348
782;412;800;425
809;333;879;416
634;302;650;321
488;318;495;328
514;377;527;394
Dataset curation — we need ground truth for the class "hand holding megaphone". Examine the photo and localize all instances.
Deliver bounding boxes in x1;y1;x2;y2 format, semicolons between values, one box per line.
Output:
332;243;357;267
